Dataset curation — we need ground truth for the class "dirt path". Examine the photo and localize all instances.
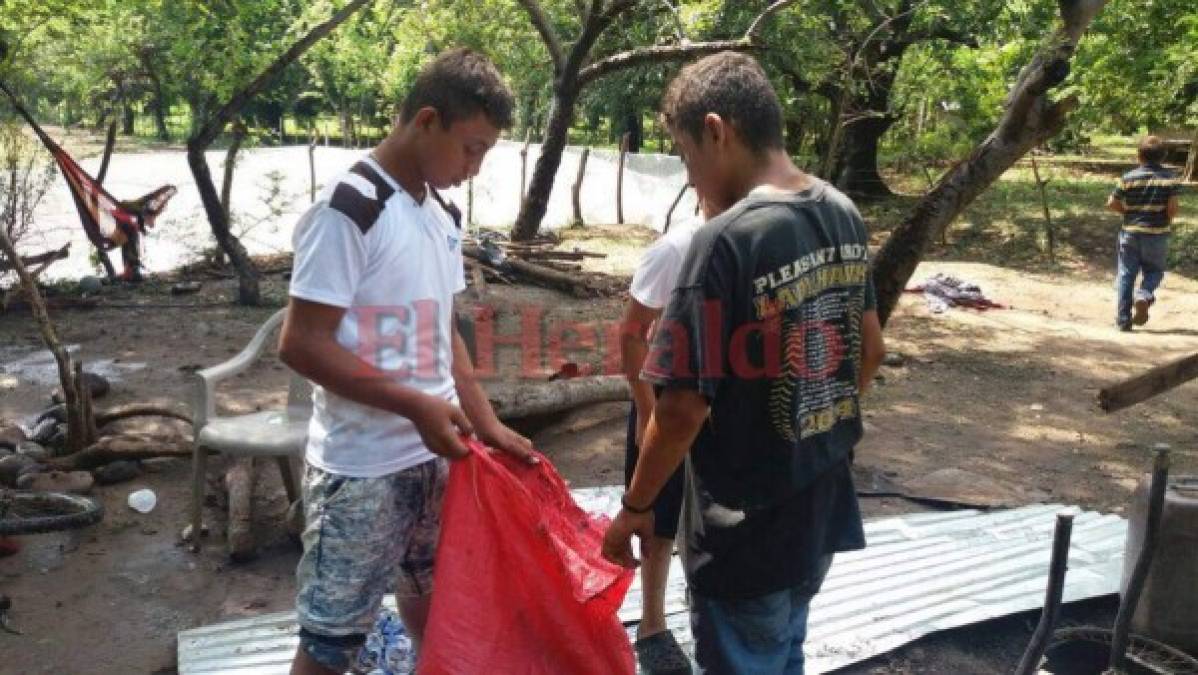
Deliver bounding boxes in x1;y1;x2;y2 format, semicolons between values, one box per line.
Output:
2;248;1197;672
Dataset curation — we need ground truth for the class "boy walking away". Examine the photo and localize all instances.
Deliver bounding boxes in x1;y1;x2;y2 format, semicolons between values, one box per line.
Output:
603;52;886;675
621;207;709;675
279;49;535;675
1108;135;1182;331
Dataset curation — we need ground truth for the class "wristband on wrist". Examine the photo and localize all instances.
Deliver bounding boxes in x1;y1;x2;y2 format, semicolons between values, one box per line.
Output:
621;494;652;514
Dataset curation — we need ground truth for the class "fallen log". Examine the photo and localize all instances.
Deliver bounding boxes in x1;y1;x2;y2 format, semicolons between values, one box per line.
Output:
48;434;192;470
95;403;193;427
1099;352;1198;413
488;375;630;420
464;244;592;297
511;249;606;261
225;457;257;562
533;260;584;273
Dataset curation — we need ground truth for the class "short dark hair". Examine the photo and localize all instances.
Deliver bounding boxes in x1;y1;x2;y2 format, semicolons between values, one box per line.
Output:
400;48;514;130
661;52;784;154
1138;135;1167;164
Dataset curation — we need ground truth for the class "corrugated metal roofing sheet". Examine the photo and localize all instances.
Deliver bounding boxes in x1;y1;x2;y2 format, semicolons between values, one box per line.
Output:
178;489;1126;674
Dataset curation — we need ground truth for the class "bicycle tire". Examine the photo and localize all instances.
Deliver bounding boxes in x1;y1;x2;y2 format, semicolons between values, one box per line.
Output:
1045;625;1198;674
0;490;104;535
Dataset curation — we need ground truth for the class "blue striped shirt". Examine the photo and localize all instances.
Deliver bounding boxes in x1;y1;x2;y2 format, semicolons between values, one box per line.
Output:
1112;164;1180;233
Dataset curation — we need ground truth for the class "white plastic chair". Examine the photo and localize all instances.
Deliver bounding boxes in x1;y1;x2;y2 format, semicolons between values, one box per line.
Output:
189;308;310;553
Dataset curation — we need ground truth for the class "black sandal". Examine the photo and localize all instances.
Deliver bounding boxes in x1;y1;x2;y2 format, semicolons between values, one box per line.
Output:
635;630;692;675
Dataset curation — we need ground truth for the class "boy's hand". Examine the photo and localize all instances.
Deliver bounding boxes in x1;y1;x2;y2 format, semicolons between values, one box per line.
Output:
602;507;653;569
478;421;538;465
409;395;473;459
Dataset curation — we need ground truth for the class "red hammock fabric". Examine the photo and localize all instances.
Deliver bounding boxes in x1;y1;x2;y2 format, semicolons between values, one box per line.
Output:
421;439;636;675
0;81;176;252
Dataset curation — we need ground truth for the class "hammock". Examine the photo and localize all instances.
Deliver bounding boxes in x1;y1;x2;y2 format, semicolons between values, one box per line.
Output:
0;80;177;266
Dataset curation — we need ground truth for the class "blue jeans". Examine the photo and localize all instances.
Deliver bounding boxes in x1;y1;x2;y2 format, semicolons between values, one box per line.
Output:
690;586;814;675
1116;231;1169;325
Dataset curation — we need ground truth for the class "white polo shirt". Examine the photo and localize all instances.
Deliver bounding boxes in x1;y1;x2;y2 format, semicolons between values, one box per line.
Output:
289;156;466;478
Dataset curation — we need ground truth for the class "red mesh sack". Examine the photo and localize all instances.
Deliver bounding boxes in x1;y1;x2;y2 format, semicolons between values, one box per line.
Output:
419;438;635;675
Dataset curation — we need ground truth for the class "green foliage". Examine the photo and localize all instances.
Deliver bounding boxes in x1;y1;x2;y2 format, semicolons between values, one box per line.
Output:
0;0;1191;166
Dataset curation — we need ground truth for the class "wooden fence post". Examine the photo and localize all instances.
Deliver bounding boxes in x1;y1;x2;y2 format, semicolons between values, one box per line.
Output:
571;147;590;228
617;132;630;225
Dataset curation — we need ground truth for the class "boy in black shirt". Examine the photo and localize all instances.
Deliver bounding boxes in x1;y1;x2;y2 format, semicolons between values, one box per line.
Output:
602;52;886;674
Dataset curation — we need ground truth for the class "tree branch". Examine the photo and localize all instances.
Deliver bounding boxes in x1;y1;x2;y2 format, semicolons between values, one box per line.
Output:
746;0;799;42
516;0;565;74
856;0;888;26
577;0;797;87
578;39;755;86
906;24;980;48
189;0;374;151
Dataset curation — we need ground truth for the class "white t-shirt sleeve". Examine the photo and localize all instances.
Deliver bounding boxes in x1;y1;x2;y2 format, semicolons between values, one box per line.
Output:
630;237;685;309
289;206;370;308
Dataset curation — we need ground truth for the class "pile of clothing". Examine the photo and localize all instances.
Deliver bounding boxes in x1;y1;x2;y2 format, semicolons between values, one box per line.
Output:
908;274;1006;313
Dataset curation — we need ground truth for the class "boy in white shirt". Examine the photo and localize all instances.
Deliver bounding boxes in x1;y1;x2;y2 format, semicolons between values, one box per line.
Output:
279;49;533;675
621;208;708;675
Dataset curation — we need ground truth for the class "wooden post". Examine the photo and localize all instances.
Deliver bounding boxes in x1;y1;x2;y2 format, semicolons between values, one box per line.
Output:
571;147;590;227
308;131;318;203
617;132;630;225
1030;150;1056;263
664;183;689;234
1099;352;1198;412
519;128;533;201
225;457;257;562
93;120;119;279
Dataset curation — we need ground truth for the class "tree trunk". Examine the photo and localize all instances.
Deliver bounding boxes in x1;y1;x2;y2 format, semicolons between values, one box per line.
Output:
187;146;261;305
140;52;172;141
836;114;897;198
184;0;372;306
785;116;806;157
870;1;1108;326
121;104;135;136
834;65;900;198
0;226;89;451
512;83;579;241
153;99;169;141
1184;127;1197;183
220;119;248;223
622;111;643;153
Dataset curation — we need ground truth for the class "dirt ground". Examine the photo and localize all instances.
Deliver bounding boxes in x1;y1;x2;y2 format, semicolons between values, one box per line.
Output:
2;215;1198;673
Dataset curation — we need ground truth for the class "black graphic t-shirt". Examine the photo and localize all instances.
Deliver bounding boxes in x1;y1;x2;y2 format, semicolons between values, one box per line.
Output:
642;180;871;599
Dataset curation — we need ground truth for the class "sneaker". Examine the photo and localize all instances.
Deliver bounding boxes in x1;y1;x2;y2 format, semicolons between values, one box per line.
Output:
635;630;692;675
1132;297;1151;326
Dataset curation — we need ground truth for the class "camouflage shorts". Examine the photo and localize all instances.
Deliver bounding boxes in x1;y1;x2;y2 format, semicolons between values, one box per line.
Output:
295;458;448;668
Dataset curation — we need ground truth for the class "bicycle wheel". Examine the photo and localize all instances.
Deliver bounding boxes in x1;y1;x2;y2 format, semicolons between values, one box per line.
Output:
1044;626;1198;675
0;489;104;535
